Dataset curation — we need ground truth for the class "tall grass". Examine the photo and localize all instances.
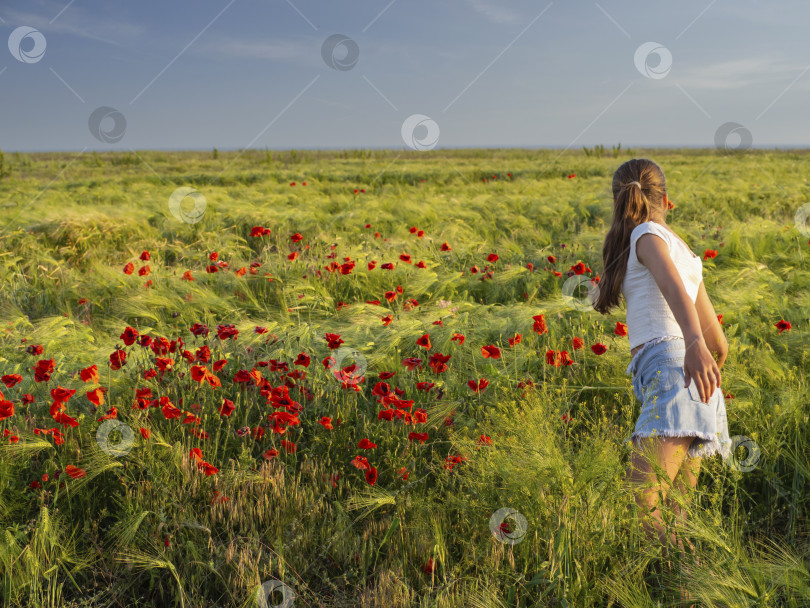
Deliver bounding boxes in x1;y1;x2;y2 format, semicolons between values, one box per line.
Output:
0;148;807;607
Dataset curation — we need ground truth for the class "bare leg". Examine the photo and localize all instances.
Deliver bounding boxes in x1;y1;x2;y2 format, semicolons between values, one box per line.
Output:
665;454;702;564
625;435;693;550
665;454;702;605
624;436;695;604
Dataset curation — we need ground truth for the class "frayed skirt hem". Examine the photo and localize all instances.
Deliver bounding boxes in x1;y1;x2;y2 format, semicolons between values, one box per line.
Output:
629;429;732;460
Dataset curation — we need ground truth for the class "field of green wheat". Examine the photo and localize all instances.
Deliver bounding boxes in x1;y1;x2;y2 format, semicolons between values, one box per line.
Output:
0;146;807;608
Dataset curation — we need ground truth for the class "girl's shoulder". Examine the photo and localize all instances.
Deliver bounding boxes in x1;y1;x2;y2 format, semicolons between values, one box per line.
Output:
629;221;672;252
631;220;671;240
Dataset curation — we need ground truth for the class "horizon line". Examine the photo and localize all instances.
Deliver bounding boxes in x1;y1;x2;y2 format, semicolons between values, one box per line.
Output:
6;144;810;155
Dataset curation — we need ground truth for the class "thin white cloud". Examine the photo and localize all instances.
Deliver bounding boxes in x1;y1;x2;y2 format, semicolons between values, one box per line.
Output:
2;4;143;48
462;0;524;25
197;38;313;62
675;55;809;90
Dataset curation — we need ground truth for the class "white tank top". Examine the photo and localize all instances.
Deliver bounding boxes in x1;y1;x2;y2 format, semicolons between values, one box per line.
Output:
622;221;703;351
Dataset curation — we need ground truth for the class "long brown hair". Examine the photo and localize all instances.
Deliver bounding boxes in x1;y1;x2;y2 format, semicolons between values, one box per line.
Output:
593;158;668;315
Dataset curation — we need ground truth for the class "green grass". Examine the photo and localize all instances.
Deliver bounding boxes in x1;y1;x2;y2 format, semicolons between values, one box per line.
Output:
0;147;808;607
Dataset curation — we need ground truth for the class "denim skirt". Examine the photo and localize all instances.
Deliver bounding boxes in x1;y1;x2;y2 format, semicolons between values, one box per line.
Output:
625;337;732;460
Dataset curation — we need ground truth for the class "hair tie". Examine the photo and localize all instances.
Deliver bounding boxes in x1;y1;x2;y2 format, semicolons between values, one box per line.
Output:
628;181;641;188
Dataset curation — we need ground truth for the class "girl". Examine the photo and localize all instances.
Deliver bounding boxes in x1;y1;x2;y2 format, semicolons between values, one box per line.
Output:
593;158;732;595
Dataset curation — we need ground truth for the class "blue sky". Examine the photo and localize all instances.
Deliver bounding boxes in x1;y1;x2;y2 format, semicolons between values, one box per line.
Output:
1;0;809;152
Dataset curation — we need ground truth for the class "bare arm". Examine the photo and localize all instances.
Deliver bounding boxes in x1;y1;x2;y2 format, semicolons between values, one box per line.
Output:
636;233;721;402
694;280;728;369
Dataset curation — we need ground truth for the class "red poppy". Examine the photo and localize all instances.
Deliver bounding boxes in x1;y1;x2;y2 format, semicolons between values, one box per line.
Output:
428;352;451;374
567;173;576;179
318;416;333;430
408;432;429;444
467;378;489;393
444;455;466;470
547;255;556;264
481;345;501;359
591;343;607;355
614;321;628;337
357;438;377;450
198;461;219;476
572;336;584;350
775;320;791;334
216;324;238;340
219;398;235;416
571;261;587;275
0;400;14;421
190;323;209;337
416;334;431;349
162;401;183;420
190;365;221;388
86;388;105;407
2;374;22;388
440;242;452;251
123;262;134;275
251;226;271;237
139;427;151;440
79;365;99;383
717;314;723;325
451;333;465;345
118;327;139;347
477;435;492;446
51;386;76;404
487;253;499;262
508;334;522;347
703;249;718;260
401;357;422;371
65;464;86;479
97;406;117;421
109;349;127;370
324;333;344;349
532;314;548;335
263;448;279;460
365;467;378;485
351;455;370;470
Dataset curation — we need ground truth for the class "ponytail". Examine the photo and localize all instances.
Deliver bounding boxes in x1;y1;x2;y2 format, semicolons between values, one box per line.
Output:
593;159;666;315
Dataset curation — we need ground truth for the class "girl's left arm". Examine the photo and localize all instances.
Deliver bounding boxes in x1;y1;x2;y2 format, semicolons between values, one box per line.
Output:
694;280;728;369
